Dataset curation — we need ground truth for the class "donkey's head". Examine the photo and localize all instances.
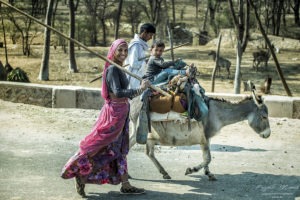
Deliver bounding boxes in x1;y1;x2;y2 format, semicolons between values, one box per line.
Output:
247;87;271;138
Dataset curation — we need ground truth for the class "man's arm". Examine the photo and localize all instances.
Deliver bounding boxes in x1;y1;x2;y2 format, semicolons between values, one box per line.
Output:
127;44;145;70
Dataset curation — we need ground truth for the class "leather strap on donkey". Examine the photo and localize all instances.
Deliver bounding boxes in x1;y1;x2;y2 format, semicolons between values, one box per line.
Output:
186;78;208;131
186;82;192;131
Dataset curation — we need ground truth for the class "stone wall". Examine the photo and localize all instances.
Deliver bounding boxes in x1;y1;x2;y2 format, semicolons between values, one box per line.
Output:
0;81;299;119
0;82;53;107
0;81;103;110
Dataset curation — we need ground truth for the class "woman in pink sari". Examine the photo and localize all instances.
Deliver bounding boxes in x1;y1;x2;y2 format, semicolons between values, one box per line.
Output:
61;39;149;197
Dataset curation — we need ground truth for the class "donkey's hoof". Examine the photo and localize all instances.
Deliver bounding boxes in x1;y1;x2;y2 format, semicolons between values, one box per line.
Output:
163;174;171;179
208;175;217;181
185;168;192;175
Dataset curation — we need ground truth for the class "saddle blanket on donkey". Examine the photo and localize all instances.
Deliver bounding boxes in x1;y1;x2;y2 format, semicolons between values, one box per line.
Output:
150;110;196;124
136;65;209;144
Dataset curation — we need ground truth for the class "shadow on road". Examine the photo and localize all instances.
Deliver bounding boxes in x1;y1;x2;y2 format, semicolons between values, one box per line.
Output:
175;144;267;152
122;172;300;200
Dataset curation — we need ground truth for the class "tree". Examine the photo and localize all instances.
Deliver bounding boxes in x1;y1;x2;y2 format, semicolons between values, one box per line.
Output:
68;0;78;73
171;0;175;24
207;0;220;35
248;0;292;96
196;0;199;19
124;1;142;36
83;0;115;46
275;0;285;35
39;0;55;80
264;0;285;36
6;1;47;56
97;0;115;46
141;0;163;28
292;0;300;25
51;0;59;28
139;0;163;40
83;0;101;46
114;0;123;39
0;3;10;68
228;0;250;94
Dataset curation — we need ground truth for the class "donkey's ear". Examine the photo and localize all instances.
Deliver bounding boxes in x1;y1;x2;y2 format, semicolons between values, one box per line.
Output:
251;85;263;106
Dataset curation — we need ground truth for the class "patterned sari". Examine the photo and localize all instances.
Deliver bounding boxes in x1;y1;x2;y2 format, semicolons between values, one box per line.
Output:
61;39;130;185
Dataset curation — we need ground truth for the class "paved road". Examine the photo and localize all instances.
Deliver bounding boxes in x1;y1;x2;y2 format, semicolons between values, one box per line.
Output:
0;100;300;200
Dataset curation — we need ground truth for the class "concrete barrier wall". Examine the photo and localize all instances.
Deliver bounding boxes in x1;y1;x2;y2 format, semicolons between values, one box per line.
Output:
0;81;103;110
0;82;53;107
0;81;299;119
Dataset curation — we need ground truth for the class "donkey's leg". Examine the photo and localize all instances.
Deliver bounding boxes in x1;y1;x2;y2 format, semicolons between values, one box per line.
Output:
185;142;216;181
129;121;137;149
128;121;137;179
146;140;171;179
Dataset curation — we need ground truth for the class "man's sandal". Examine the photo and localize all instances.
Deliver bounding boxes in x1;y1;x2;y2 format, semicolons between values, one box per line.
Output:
75;176;86;197
120;186;145;195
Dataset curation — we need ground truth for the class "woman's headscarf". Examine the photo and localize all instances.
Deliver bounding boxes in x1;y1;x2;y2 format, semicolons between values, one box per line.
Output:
101;39;128;100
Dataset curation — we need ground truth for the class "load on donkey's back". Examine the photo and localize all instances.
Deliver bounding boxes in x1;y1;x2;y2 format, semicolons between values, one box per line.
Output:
136;60;208;144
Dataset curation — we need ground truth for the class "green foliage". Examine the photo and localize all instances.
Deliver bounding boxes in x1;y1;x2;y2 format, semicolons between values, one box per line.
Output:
216;7;234;29
7;67;30;83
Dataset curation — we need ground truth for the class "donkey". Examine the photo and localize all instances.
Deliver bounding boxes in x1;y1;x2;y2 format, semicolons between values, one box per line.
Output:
129;89;271;180
208;50;231;79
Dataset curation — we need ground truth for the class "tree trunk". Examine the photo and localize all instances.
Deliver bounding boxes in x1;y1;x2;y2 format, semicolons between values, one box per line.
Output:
90;16;98;46
249;0;292;96
51;0;59;28
68;0;78;73
293;0;300;25
101;18;107;46
275;0;284;36
39;0;55;80
114;0;123;39
234;41;242;94
203;7;209;31
195;0;199;19
0;4;9;65
147;0;162;28
211;34;222;92
228;0;249;94
166;20;174;61
171;0;175;24
208;0;217;35
271;1;276;35
25;34;30;56
241;0;250;52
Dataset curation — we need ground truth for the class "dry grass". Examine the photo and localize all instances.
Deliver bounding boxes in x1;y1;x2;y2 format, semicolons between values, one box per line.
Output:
1;35;300;97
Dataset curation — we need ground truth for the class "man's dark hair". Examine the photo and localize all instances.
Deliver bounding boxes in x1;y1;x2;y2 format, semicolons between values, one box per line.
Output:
140;23;156;34
151;40;165;48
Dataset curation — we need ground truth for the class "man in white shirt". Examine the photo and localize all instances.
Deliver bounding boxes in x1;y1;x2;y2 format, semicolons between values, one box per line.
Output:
125;23;156;89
